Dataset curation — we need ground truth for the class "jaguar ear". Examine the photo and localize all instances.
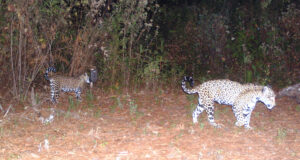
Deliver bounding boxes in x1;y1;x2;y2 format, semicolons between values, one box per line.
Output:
183;76;189;81
189;77;194;87
183;76;194;87
262;86;270;93
189;81;194;87
184;76;192;81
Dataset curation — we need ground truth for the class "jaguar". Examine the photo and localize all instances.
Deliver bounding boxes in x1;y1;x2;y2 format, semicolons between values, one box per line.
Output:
181;76;276;129
45;67;90;103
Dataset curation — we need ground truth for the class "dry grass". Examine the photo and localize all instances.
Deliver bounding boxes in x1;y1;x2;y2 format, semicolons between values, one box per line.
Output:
0;89;299;159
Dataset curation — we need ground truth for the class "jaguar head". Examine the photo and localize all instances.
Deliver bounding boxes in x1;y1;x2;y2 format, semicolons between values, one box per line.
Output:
259;86;276;109
80;73;90;84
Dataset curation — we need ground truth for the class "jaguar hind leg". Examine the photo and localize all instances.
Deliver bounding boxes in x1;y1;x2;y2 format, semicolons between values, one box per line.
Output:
192;103;205;123
75;88;82;102
205;102;221;128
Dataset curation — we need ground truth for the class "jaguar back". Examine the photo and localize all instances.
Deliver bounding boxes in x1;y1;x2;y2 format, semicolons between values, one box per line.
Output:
52;74;90;91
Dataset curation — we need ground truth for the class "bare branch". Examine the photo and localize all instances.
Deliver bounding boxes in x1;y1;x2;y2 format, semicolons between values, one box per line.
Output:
3;104;13;118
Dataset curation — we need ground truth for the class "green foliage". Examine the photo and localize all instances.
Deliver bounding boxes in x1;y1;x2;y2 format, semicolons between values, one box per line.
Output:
93;109;101;118
95;0;160;88
186;94;196;103
296;105;300;112
199;122;205;130
116;97;124;109
86;90;95;108
110;96;124;112
185;103;196;116
68;96;78;111
276;128;287;141
129;100;138;116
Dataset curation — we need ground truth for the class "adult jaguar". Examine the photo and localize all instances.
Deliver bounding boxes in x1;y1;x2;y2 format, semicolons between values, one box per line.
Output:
182;76;276;129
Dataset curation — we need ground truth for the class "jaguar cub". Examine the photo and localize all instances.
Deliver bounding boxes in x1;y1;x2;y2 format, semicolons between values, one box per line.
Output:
45;67;90;103
182;76;276;129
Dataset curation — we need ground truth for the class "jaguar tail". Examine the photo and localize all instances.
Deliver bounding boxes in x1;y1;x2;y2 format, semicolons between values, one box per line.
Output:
181;76;197;94
44;66;56;81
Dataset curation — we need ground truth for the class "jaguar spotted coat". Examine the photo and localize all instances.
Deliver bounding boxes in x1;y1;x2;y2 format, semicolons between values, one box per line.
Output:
181;76;276;129
45;67;90;103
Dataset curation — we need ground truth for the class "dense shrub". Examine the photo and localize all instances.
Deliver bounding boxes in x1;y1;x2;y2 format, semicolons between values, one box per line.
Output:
0;0;299;101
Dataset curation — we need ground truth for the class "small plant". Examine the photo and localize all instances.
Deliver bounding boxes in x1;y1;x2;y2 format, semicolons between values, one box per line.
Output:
296;105;300;112
214;109;221;119
127;95;144;119
255;112;260;118
143;59;161;91
9;153;21;159
116;97;123;109
13;119;19;126
109;96;123;112
68;96;78;111
185;103;196;115
111;83;122;94
109;96;117;113
30;87;41;115
186;94;196;103
175;131;184;140
79;124;85;131
143;127;148;135
129;100;138;116
109;103;117;113
86;90;95;108
214;149;224;160
269;117;274;123
199;122;205;130
0;127;4;138
19;94;27;106
276;128;287;141
94;109;101;118
68;96;74;110
36;93;40;104
101;141;108;147
155;95;162;105
222;107;230;114
170;122;177;129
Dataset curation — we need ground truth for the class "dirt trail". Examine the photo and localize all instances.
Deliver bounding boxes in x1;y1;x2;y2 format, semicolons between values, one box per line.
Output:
0;91;299;159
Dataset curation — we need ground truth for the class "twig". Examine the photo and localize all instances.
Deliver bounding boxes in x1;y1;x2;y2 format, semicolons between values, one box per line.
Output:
0;104;3;113
10;15;17;96
3;104;13;118
31;87;37;106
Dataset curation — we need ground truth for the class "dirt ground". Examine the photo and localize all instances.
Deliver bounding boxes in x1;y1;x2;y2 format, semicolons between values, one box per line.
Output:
0;88;299;160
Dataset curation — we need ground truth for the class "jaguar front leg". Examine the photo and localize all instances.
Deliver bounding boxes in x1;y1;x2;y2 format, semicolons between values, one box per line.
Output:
243;111;253;130
232;105;245;127
242;104;255;130
234;113;253;130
